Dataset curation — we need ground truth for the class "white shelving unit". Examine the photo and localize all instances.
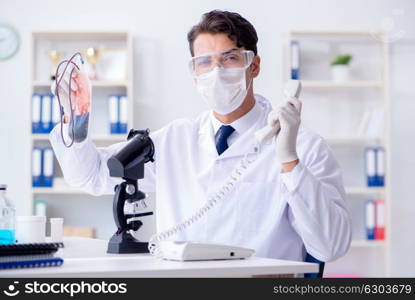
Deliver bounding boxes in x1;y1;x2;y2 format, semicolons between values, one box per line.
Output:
351;240;385;248
33;80;129;88
32;178;87;195
344;186;386;196
325;136;383;145
283;31;390;277
31;134;126;143
29;31;134;238
301;80;383;88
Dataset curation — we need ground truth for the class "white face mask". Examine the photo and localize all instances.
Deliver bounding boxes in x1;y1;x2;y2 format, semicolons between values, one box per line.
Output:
195;66;252;115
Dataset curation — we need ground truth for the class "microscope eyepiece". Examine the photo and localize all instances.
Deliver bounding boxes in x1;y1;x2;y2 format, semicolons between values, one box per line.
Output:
107;128;155;180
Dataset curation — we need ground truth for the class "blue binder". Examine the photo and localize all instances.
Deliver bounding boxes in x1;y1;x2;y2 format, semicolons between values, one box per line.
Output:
52;94;62;126
42;147;54;187
0;256;63;269
118;94;128;134
32;94;42;133
291;40;300;79
365;147;377;187
32;147;42;187
109;95;119;134
365;147;386;187
365;200;375;240
375;147;385;187
41;94;53;133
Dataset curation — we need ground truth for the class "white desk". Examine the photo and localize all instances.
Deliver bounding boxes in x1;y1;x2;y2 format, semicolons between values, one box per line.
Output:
0;237;318;277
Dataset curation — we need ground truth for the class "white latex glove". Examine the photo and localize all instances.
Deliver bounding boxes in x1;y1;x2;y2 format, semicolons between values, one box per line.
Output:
267;96;302;163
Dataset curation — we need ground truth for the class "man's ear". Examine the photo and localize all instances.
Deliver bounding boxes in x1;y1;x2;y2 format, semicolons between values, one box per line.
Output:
250;56;261;78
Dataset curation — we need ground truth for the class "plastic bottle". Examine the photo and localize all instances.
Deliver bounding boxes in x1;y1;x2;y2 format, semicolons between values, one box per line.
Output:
0;185;16;244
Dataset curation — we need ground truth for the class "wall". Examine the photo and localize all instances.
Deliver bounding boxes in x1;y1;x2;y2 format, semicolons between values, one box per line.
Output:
0;0;414;276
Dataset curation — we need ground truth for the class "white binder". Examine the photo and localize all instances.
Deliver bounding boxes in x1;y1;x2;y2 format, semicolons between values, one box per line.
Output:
41;94;52;132
32;94;42;133
119;95;128;132
109;95;119;133
42;148;54;187
52;95;61;125
32;148;42;186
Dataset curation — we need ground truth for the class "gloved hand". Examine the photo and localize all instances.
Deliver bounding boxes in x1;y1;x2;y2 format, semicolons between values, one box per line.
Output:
51;66;91;124
267;96;302;163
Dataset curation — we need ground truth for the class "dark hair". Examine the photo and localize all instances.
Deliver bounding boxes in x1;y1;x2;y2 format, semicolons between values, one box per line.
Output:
187;10;258;57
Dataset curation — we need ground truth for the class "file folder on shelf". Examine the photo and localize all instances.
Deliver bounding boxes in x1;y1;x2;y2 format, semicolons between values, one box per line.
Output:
375;199;385;240
42;147;54;187
32;147;42;187
365;200;375;240
291;40;300;79
365;147;377;187
31;147;55;187
41;94;53;133
376;147;385;187
119;95;128;134
365;147;385;187
108;94;128;134
32;94;42;133
109;95;119;134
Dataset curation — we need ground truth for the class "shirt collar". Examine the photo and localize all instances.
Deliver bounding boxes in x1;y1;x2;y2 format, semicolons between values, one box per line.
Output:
210;99;262;136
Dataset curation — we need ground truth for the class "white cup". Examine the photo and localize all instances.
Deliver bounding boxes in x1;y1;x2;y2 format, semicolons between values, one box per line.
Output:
50;218;64;242
15;216;46;243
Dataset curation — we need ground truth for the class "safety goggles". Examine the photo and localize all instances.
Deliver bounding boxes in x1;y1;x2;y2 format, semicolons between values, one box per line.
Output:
189;49;254;77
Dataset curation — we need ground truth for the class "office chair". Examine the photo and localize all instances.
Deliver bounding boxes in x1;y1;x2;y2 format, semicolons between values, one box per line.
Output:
304;252;325;278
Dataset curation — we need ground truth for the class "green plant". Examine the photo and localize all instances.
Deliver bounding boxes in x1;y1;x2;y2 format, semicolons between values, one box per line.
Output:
330;54;352;66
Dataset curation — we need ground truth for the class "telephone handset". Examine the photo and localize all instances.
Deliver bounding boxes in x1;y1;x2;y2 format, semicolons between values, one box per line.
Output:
255;80;302;144
148;80;302;260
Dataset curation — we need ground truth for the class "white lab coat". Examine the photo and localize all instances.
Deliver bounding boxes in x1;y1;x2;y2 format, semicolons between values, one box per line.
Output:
50;94;351;262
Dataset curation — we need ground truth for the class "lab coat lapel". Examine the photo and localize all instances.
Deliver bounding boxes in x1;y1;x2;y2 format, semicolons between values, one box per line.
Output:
218;125;261;160
218;95;269;160
198;115;218;159
197;96;269;160
198;115;262;160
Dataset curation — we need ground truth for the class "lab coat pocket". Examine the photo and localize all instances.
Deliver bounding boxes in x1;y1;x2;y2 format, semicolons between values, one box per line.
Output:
235;181;280;236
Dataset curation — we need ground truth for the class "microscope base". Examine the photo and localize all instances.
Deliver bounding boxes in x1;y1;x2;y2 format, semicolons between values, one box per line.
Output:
107;231;149;254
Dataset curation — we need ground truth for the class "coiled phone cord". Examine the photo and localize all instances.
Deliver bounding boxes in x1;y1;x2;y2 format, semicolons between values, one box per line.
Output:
148;153;257;257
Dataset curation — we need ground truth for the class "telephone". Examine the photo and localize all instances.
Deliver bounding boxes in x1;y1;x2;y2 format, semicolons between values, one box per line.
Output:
149;80;302;261
159;241;255;261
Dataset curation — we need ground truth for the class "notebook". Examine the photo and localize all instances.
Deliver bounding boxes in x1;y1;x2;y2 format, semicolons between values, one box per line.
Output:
0;254;63;269
0;243;64;270
0;242;64;256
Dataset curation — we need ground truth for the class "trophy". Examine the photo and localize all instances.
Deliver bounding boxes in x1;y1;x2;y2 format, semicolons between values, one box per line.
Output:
48;50;63;81
83;47;101;80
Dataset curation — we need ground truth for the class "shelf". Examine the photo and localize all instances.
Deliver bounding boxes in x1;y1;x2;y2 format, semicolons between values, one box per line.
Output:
32;31;129;39
324;136;383;145
345;186;385;195
32;182;117;196
31;134;127;142
32;80;128;88
32;178;91;195
301;80;383;88
32;186;85;195
285;30;390;277
33;185;386;197
290;30;385;37
351;240;385;248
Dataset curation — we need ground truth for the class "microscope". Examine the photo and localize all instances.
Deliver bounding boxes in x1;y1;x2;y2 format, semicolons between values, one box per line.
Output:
106;129;155;254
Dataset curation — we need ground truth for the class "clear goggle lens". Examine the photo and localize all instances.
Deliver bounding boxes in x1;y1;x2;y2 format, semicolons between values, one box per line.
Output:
189;49;254;76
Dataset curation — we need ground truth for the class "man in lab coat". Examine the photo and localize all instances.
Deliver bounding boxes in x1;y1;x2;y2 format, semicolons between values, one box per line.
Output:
50;10;351;263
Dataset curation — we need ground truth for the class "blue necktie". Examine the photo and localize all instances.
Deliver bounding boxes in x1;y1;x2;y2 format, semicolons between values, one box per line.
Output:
216;125;235;155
